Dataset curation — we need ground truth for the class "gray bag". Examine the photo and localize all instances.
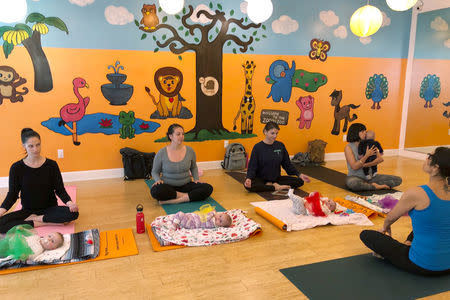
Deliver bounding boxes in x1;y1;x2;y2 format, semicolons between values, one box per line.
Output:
221;143;247;170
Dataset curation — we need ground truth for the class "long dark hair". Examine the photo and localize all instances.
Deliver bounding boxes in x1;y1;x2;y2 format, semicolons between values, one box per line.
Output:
263;121;280;132
429;147;450;188
346;123;366;143
166;123;184;141
21;128;40;144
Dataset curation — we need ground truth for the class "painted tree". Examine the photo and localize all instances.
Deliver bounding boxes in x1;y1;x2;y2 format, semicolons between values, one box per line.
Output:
137;3;267;139
0;13;68;92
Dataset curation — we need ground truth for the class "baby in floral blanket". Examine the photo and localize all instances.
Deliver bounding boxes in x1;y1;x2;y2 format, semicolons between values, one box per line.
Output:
172;210;232;229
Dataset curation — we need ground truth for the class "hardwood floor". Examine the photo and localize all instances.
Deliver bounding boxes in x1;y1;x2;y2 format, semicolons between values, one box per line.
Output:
0;156;448;299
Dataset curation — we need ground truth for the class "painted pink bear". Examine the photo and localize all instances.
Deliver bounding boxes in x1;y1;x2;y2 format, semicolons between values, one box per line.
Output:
296;95;314;129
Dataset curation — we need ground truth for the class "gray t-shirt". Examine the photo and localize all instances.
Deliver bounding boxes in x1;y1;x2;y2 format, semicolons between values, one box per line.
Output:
346;142;366;179
151;146;199;186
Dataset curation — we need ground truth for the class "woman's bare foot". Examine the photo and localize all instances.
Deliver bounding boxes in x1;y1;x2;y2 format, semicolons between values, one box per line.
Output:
25;214;38;221
372;183;390;190
273;183;291;191
372;252;384;259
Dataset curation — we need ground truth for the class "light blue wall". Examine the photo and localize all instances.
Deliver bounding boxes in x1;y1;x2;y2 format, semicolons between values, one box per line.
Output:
415;7;450;59
0;0;412;58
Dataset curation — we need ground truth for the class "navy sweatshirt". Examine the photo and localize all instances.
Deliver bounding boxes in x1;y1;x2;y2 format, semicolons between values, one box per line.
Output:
246;141;299;182
1;159;71;211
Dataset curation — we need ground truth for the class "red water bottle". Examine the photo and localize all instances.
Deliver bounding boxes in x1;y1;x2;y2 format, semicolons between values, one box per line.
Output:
136;204;145;234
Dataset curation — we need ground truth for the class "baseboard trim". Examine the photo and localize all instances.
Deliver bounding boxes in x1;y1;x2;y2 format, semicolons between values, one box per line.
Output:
0;149;401;188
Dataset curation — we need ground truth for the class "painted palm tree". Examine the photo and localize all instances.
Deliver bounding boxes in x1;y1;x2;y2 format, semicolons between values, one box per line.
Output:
0;13;68;92
420;74;441;108
365;74;388;109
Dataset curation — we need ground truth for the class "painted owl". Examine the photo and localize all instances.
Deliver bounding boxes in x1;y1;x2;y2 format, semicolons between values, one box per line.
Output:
140;4;159;30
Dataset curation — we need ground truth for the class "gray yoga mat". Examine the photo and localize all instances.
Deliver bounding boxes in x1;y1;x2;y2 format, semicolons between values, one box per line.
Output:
225;171;309;200
293;164;400;196
280;254;450;300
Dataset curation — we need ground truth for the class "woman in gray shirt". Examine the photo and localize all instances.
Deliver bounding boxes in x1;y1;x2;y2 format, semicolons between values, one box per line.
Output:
150;124;213;204
344;123;402;191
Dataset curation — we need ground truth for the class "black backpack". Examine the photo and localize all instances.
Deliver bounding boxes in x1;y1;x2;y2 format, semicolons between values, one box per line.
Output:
119;147;155;180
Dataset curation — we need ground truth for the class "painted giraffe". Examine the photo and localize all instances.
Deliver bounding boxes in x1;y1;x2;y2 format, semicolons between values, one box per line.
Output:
233;61;256;134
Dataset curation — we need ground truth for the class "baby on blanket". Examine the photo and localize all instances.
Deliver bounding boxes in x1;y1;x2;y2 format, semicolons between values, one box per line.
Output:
288;190;337;217
0;225;64;261
172;205;232;229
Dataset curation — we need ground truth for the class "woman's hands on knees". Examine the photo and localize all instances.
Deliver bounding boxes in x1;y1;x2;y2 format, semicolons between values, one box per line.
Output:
152;180;164;187
244;178;252;188
66;201;79;212
379;224;392;236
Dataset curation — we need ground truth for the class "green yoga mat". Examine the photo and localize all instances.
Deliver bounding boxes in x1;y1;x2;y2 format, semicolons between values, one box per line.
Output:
280;254;450;300
293;164;399;196
145;179;226;215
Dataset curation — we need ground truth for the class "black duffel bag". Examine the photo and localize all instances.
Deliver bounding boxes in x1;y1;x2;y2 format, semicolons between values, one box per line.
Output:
119;147;155;180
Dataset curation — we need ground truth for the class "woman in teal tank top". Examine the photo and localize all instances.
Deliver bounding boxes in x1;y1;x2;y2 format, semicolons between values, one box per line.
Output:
360;147;450;275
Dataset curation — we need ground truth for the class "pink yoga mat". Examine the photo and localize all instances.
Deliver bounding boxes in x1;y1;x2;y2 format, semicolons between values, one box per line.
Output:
14;186;77;236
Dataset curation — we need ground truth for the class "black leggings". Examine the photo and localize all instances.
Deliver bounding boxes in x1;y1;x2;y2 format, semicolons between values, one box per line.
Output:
0;207;79;233
245;176;304;193
150;182;213;202
360;230;450;276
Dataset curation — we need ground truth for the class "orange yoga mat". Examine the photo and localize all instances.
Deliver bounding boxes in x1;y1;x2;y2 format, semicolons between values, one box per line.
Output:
0;228;138;275
254;206;287;231
334;197;384;218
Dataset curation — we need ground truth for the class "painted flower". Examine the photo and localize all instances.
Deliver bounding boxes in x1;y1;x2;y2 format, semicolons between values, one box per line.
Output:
140;122;150;130
99;118;113;128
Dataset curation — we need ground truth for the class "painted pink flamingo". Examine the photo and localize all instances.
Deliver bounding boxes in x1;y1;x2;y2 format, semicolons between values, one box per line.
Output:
58;77;90;145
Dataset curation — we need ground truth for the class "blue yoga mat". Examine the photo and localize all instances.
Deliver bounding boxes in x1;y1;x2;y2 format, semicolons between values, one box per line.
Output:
280;254;450;300
145;179;226;214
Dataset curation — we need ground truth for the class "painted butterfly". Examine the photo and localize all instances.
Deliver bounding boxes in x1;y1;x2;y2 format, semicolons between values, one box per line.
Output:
309;39;330;62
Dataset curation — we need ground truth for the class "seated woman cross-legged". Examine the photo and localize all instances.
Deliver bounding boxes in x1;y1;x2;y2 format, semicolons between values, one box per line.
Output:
150;124;213;204
0;128;79;234
360;147;450;276
244;122;310;193
344;123;402;191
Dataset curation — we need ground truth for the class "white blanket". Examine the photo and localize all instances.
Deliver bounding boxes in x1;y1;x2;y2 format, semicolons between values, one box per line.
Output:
250;200;373;231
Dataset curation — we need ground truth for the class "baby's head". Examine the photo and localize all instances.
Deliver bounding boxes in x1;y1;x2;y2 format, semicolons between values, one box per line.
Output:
40;232;64;250
366;130;375;140
322;198;337;213
214;212;232;227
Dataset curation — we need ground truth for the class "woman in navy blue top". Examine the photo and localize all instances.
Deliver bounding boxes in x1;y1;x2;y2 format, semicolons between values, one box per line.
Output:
360;147;450;275
244;122;310;193
0;128;79;233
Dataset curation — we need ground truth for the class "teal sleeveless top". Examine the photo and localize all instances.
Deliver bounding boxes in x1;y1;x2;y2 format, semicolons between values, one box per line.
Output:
409;185;450;271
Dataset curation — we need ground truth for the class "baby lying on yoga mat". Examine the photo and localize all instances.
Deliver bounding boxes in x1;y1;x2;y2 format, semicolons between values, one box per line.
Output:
0;225;64;261
172;205;232;229
288;190;337;216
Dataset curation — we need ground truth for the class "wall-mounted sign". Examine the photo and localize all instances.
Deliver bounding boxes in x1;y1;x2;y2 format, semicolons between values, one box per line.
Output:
260;109;289;125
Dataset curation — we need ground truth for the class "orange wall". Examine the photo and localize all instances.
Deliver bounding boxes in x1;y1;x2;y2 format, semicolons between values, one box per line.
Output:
405;59;450;148
0;47;407;176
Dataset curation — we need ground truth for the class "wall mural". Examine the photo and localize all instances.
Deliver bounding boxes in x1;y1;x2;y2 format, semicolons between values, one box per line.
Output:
420;74;441;108
0;13;68;92
42;112;159;139
443;101;450;118
136;3;267;142
0;65;29;104
101;61;134;106
58;77;90;145
265;60;327;103
296;95;314;129
233;61;256;134
308;38;330;62
365;74;388;109
145;66;192;119
329;90;360;135
260;109;289;125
